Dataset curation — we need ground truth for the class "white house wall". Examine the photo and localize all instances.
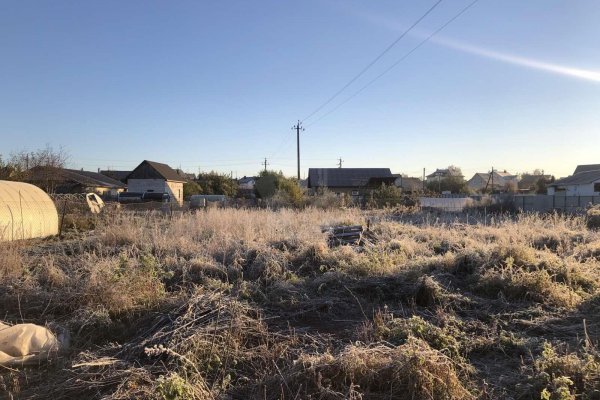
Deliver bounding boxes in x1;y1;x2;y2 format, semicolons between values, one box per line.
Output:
127;179;184;205
550;180;600;196
165;181;184;205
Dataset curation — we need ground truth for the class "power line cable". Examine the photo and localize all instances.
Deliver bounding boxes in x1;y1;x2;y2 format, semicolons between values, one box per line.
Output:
305;0;480;128
301;0;443;123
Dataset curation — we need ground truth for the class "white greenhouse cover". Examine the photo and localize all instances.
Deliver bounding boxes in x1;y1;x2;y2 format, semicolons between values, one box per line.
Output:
0;180;59;241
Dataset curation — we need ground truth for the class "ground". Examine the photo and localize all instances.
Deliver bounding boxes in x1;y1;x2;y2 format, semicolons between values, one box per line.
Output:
1;208;599;399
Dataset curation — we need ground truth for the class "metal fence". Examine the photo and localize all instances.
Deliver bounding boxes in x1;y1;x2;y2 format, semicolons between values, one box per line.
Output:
513;195;600;213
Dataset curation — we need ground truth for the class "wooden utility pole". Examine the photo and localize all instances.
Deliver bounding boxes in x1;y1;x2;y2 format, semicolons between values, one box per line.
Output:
292;120;304;180
491;166;494;194
262;158;269;172
337;157;343;168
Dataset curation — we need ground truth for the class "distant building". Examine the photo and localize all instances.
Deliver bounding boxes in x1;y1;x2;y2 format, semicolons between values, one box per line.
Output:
425;168;464;183
307;168;395;198
467;170;518;193
426;169;451;182
548;164;600;196
393;175;423;193
25;166;126;197
237;176;258;198
238;176;257;190
126;160;186;205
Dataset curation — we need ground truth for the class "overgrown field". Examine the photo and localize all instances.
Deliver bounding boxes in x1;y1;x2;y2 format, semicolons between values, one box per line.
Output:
1;208;600;399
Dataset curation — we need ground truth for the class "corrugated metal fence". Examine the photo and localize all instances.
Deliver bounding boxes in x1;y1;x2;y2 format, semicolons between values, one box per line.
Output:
418;194;600;213
514;195;600;213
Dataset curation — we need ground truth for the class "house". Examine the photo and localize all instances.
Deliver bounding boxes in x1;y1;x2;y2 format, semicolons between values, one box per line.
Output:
100;170;131;184
495;170;519;187
237;176;258;198
24;166;126;197
126;160;186;205
307;168;395;198
547;165;600;196
393;175;423;192
426;169;450;182
238;176;257;190
467;170;518;193
425;168;464;183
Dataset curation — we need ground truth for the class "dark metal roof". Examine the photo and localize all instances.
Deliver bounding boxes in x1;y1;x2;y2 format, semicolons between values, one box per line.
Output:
551;170;600;186
28;167;126;188
574;164;600;175
308;168;393;188
127;160;186;182
64;169;126;188
100;170;131;183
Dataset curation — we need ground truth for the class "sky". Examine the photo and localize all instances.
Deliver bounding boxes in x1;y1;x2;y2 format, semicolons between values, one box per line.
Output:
1;0;599;180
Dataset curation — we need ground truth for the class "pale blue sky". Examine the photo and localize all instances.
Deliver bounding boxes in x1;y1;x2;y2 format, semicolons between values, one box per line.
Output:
1;0;598;179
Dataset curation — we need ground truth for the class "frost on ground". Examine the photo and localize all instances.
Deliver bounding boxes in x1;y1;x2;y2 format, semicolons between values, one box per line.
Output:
1;208;599;399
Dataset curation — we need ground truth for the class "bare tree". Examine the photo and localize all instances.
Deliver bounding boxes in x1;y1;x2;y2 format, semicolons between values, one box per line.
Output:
8;145;70;192
447;165;463;177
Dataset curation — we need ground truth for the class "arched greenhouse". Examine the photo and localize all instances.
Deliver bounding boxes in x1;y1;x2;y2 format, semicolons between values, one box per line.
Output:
0;181;59;241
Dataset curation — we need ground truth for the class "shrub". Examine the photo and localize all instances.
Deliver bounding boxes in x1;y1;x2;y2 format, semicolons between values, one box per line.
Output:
183;181;203;199
371;314;462;359
586;206;600;230
519;342;600;400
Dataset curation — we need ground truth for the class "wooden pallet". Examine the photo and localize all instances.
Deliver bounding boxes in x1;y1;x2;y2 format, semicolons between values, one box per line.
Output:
323;225;364;246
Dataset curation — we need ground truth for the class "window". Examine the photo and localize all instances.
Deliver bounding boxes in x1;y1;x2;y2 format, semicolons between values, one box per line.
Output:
594;183;600;193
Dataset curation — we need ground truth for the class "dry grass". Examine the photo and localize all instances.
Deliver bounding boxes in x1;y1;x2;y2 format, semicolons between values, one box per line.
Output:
0;242;23;280
1;208;600;399
281;338;474;400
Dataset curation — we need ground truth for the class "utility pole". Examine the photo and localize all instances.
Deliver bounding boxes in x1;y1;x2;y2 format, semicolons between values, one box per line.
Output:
262;158;269;172
337;157;343;168
491;166;494;194
292;120;304;181
422;168;425;191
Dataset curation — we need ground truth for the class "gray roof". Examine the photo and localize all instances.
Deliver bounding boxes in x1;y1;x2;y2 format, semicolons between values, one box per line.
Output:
551;170;600;186
127;160;186;182
574;164;600;175
426;169;450;178
308;168;393;188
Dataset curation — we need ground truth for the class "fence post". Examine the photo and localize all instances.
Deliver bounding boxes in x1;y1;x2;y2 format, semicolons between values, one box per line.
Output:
58;198;68;239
